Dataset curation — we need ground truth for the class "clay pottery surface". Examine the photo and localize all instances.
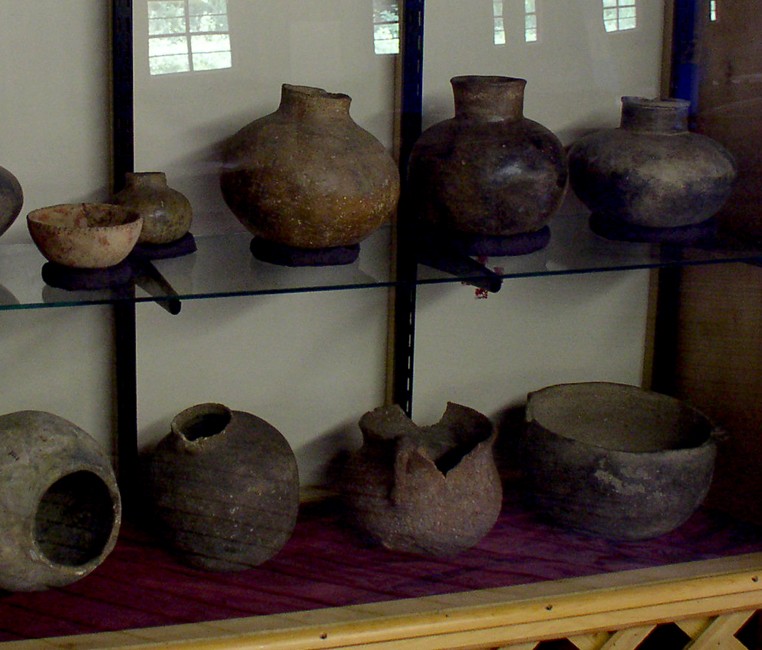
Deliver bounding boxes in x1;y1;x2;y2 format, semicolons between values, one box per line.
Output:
0;411;121;591
111;172;192;245
27;203;142;269
407;75;568;238
521;382;717;540
220;83;400;250
569;97;737;230
0;165;23;238
143;403;300;571
341;403;502;557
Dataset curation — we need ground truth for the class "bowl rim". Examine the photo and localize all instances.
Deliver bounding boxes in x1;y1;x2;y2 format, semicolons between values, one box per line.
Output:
524;381;718;456
27;203;142;230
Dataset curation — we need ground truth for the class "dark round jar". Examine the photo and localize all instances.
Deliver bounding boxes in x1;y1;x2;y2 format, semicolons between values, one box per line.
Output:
407;76;568;240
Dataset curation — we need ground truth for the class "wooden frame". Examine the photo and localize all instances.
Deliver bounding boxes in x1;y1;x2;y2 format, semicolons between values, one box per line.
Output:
6;553;761;648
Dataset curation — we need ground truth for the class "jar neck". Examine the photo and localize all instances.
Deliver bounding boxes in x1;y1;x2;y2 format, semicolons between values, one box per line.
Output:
278;84;351;120
172;403;232;443
452;76;526;121
620;97;690;133
124;172;167;188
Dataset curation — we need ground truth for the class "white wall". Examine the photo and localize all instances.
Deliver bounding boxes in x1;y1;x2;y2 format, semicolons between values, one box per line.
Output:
410;0;663;424
0;0;663;487
0;1;113;445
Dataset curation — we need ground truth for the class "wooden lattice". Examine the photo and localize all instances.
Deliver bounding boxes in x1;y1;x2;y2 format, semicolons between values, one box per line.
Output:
498;611;758;650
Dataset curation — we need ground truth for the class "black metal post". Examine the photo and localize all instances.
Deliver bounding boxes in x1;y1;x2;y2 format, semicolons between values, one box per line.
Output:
650;0;702;394
391;0;425;416
111;0;138;502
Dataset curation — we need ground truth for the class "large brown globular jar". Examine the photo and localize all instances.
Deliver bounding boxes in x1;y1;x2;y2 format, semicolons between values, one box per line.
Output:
407;75;568;255
220;84;400;265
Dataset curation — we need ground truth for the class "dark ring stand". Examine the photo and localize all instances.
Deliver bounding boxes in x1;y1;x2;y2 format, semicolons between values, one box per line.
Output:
449;226;552;257
590;213;717;245
41;260;135;291
250;237;360;267
130;232;197;260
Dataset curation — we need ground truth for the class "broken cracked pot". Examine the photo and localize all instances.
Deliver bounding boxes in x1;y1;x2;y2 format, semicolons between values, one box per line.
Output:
340;402;502;557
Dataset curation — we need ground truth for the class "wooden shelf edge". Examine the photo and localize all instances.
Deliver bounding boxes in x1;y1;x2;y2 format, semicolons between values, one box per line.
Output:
8;552;762;650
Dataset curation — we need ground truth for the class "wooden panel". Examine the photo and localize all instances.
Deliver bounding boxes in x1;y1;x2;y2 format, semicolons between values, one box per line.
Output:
673;0;762;525
675;263;762;524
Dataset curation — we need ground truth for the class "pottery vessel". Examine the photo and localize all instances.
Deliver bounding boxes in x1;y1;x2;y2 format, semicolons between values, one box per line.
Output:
0;165;23;238
341;403;502;557
520;382;717;540
0;411;121;591
144;403;300;571
569;97;737;231
111;172;192;245
407;76;568;242
27;203;142;268
220;84;400;251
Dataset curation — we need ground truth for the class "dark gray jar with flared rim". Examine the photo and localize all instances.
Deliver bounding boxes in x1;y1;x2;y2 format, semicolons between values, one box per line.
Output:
144;403;299;571
569;96;736;229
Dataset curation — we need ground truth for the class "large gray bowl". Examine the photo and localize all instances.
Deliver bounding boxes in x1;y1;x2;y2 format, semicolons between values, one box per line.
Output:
521;382;717;540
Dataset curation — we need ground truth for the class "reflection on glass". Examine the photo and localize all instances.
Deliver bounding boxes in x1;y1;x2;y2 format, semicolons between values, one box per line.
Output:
603;0;637;32
710;0;717;22
148;0;232;75
493;1;506;45
524;0;538;42
373;0;400;54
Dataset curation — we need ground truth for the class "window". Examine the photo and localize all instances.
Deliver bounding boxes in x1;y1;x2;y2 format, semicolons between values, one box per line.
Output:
603;0;637;32
373;0;400;55
148;0;232;76
524;0;538;42
709;0;718;22
493;0;506;45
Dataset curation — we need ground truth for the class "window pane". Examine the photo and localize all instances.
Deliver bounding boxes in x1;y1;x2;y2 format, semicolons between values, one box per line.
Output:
192;51;232;71
191;33;231;53
494;17;506;45
149;54;190;75
149;16;186;36
189;14;229;32
189;0;228;15
149;35;189;56
619;16;637;29
148;0;185;19
525;0;536;12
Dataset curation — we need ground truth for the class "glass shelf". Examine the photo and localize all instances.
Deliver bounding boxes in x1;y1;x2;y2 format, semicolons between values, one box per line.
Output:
417;213;762;291
1;214;761;312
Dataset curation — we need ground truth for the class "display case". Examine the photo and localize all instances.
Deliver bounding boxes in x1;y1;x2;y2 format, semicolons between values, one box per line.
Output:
1;1;761;648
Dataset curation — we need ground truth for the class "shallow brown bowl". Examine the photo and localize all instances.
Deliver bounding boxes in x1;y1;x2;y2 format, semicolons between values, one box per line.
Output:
27;203;142;269
521;382;717;540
